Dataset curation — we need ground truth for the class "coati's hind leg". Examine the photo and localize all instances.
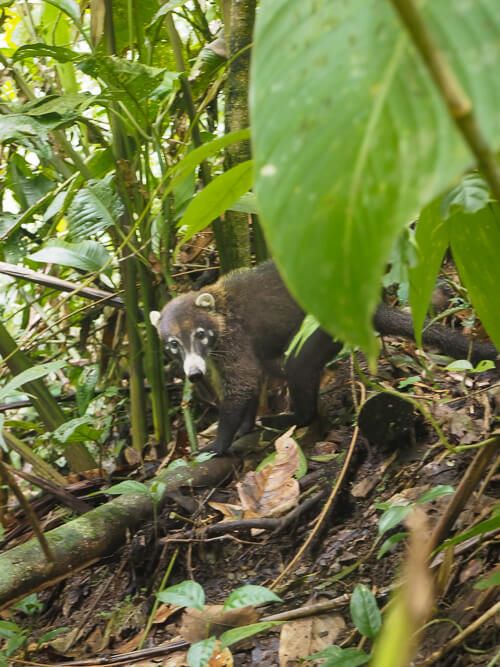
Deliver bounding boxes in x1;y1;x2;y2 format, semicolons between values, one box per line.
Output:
285;329;342;426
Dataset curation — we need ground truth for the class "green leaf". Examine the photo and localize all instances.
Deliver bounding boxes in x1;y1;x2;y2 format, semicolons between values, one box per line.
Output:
440;515;500;551
0;213;19;240
416;485;454;504
0;361;65;402
13;43;79;63
441;174;490;218
187;637;217;667
76;365;99;416
307;645;370;666
223;585;281;611
38;627;70;644
378;504;412;537
67;175;124;239
229;192;259;215
473;359;495;373
350;584;381;639
220;621;283;648
43;0;81;24
0;115;53;158
157;581;205;610
176;161;254;249
151;0;190;22
447;204;500;348
445;359;474;372
0;620;23;639
474;570;500;590
52;416;102;444
22;93;96;120
251;0;500;360
409;201;449;347
105;480;151;496
28;240;111;273
170;129;250;189
377;532;408;559
286;315;320;357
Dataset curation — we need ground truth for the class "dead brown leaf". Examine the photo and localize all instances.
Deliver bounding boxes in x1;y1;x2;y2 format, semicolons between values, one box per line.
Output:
279;612;346;666
180;605;259;642
236;428;300;518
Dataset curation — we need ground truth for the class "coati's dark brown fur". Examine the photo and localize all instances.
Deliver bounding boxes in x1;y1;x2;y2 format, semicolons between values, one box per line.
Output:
153;261;497;454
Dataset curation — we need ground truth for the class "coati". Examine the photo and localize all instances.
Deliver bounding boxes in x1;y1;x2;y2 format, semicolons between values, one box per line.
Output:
150;261;497;454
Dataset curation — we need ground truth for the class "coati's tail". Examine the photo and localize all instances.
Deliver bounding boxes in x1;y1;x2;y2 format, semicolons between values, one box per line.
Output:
373;304;497;364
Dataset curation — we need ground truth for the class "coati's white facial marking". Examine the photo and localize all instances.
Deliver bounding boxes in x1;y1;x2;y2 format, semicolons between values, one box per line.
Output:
166;337;180;354
184;352;206;380
194;327;209;345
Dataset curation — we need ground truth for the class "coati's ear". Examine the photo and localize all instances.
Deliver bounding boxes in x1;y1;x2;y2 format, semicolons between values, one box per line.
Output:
195;292;215;310
149;311;161;330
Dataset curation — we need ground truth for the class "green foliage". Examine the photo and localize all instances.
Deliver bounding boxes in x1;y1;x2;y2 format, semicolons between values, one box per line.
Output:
186;637;217;667
176;160;254;250
0;361;65;403
350;584;381;639
252;0;500;360
220;621;283;648
223;585;281;611
67;176;124;240
307;646;370;667
28;239;112;274
157;580;205;610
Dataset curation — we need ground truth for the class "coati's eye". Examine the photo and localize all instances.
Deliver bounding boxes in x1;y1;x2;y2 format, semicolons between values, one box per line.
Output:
167;339;179;354
194;328;207;340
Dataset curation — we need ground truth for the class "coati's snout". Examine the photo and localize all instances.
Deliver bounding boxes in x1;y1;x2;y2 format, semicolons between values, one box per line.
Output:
150;291;219;382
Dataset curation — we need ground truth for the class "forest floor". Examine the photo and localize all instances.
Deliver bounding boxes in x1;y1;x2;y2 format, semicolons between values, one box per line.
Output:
1;337;499;667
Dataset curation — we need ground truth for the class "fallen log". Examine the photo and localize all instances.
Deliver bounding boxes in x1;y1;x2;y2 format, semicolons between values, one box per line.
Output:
0;457;236;609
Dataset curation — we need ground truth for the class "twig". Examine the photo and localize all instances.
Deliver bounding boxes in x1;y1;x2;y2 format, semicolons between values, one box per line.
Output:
390;0;500;199
419;600;500;666
271;383;366;589
429;435;500;552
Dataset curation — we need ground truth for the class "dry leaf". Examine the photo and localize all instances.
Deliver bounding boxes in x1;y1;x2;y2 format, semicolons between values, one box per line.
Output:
236;428;300;518
180;605;259;642
279;613;346;666
208;501;244;520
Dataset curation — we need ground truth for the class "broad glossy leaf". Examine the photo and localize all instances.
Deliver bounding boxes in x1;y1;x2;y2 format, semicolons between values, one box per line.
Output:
409;201;448;347
0;115;53;157
307;646;370;667
350;584;381;638
223;585;281;611
0;361;65;401
52;416;102;443
441;174;491;219
105;480;150;496
28;240;111;273
157;580;205;610
252;0;500;359
447;204;500;348
416;485;454;504
378;504;412;537
13;43;79;63
220;621;283;648
186;637;217;667
176;161;254;249
43;0;80;24
67;176;124;239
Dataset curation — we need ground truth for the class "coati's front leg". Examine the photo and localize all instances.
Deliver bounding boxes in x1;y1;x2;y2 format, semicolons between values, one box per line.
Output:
209;355;262;455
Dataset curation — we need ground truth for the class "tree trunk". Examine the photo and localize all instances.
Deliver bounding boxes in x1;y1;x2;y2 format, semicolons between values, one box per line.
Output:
222;0;256;270
0;458;235;609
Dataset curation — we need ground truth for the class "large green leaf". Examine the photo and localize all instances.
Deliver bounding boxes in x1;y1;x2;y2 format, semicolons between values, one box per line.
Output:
251;0;500;358
0;115;53;158
28;239;112;274
176;160;254;249
13;43;80;63
67;175;124;239
43;0;80;25
447;204;500;347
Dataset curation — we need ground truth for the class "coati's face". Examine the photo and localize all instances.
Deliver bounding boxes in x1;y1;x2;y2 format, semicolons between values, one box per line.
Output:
150;291;220;382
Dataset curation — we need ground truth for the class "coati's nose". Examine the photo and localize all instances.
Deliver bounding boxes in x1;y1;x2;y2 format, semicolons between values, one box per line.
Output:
187;369;204;382
184;353;207;382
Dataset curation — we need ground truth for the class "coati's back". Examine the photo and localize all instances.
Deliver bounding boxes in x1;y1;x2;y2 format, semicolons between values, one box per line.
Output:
218;261;304;360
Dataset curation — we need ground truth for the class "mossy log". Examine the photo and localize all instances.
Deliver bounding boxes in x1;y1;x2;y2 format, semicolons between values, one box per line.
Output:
0;457;235;609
